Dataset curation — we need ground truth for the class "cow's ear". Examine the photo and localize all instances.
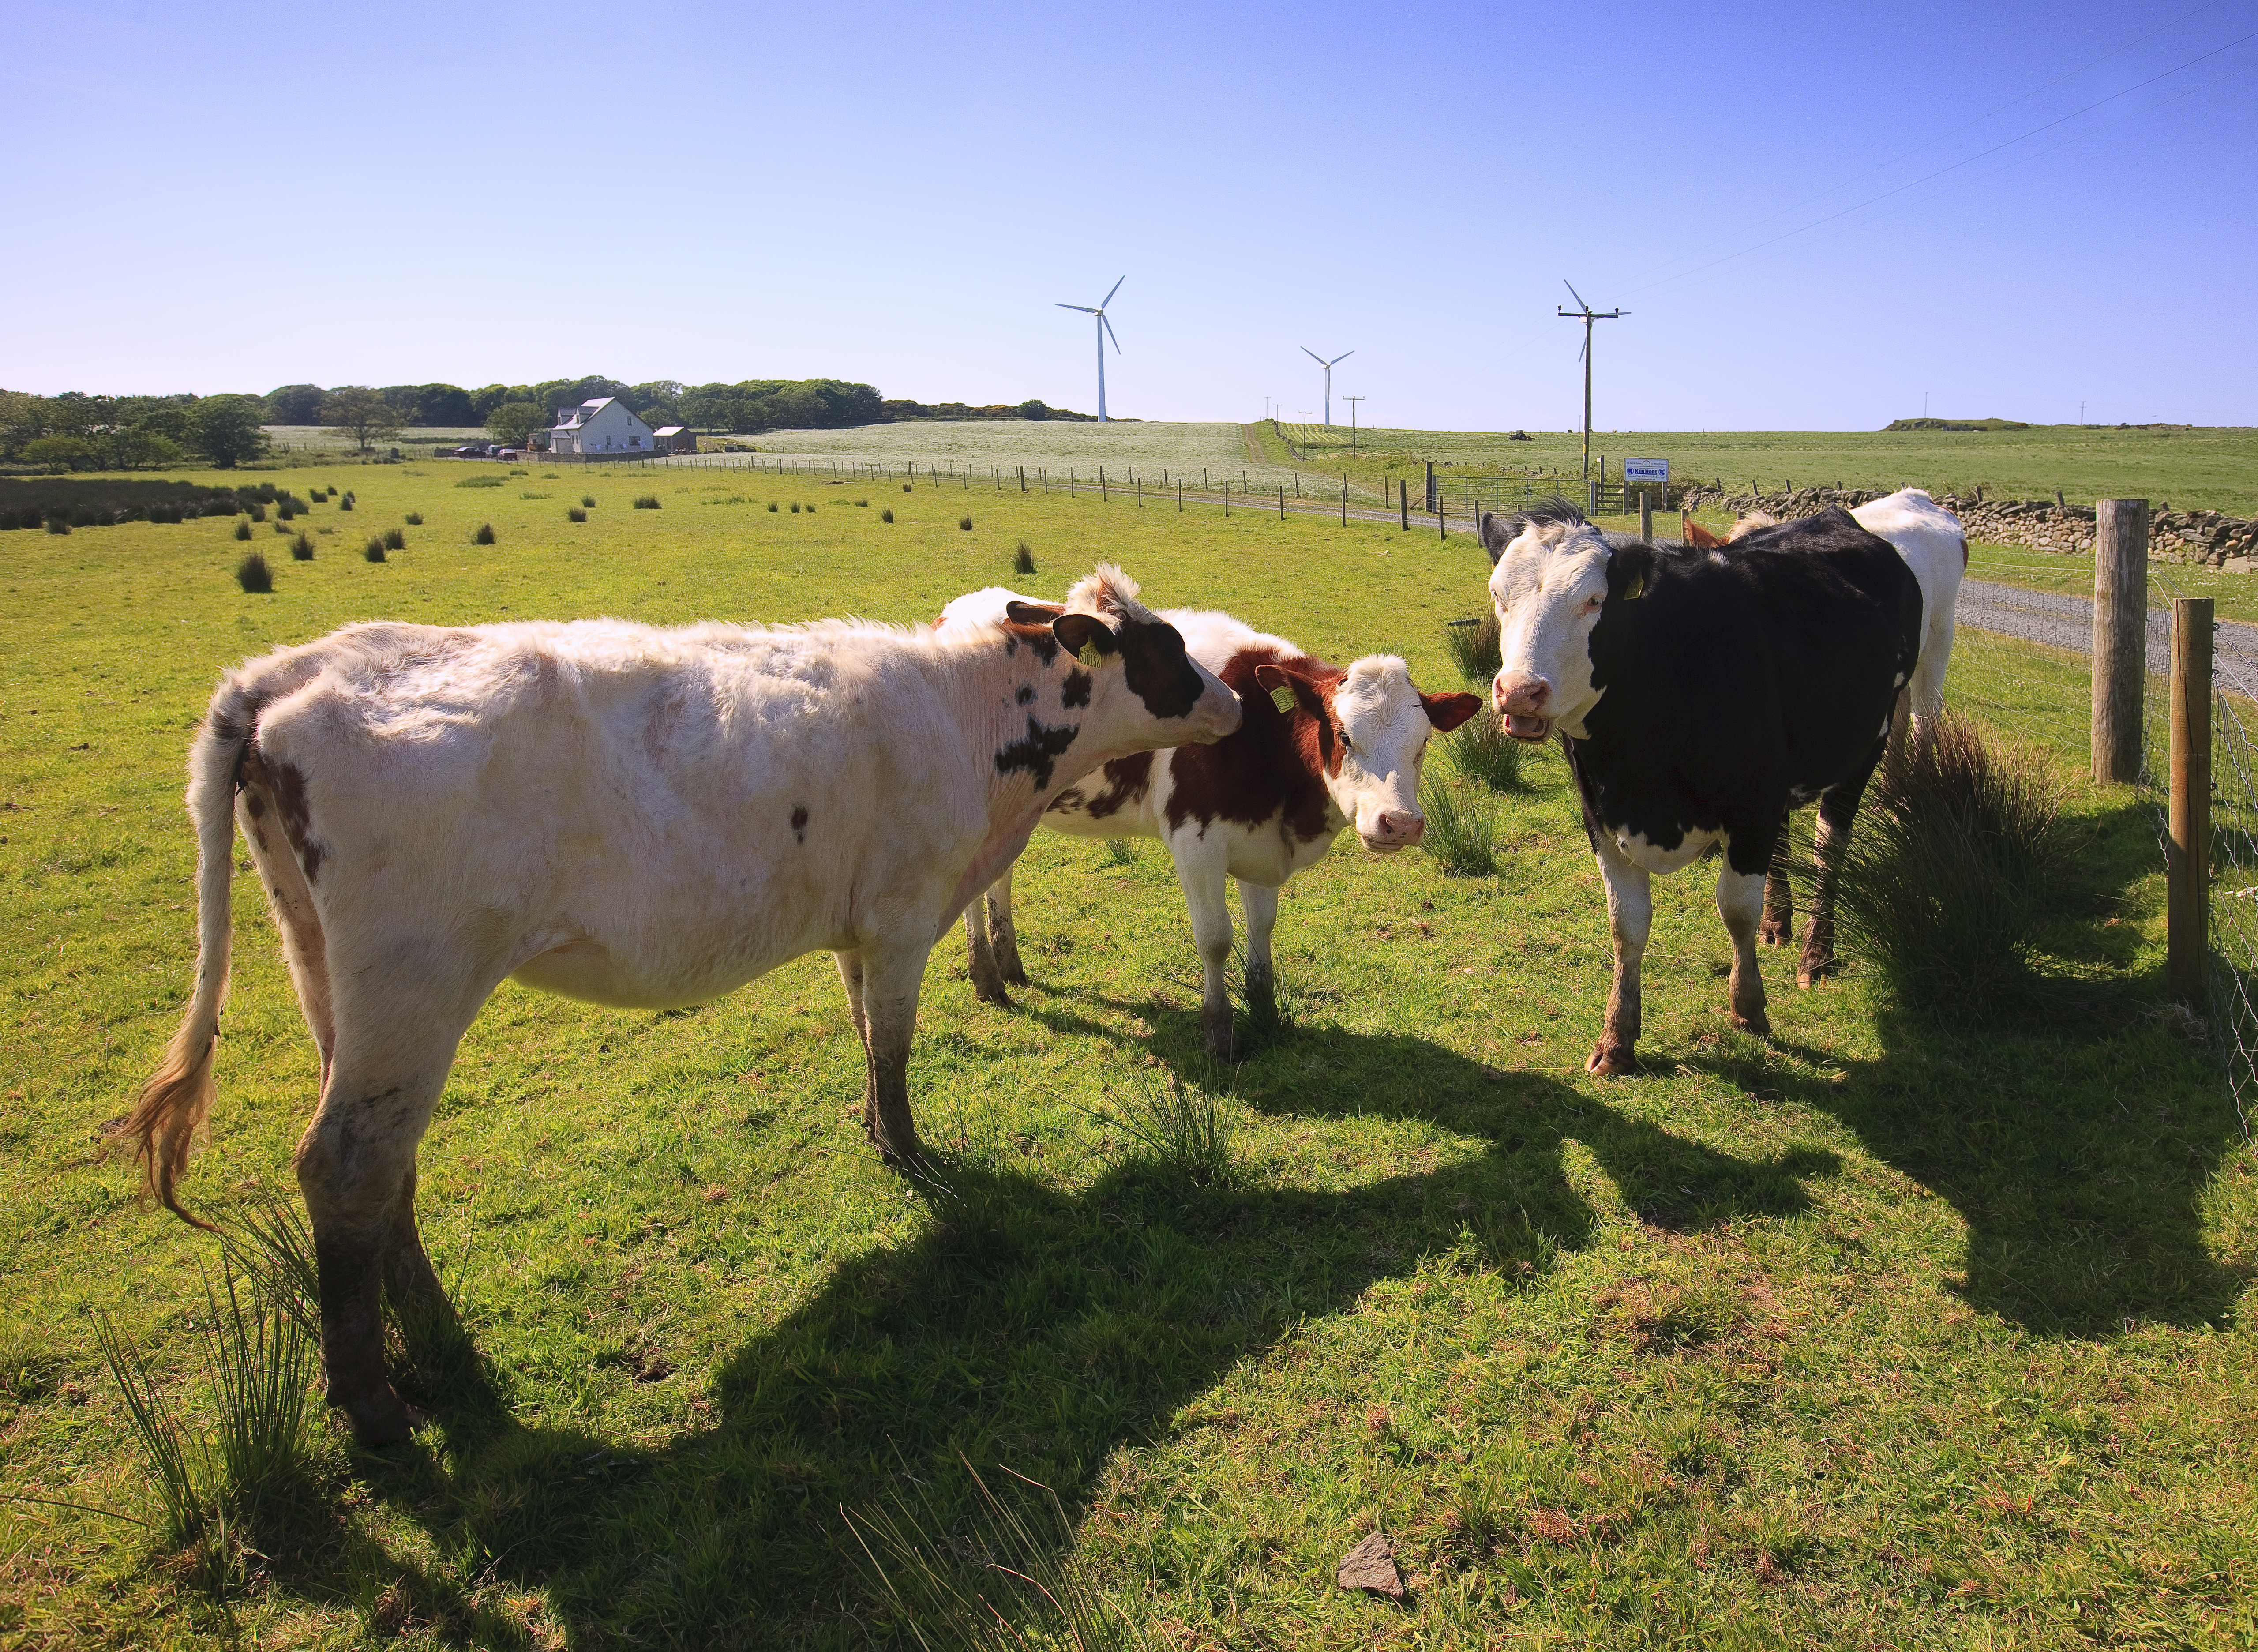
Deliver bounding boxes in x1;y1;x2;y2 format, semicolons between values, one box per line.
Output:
1051;612;1118;666
1479;511;1509;566
1608;543;1655;604
1005;599;1067;625
1420;690;1482;732
1252;662;1319;718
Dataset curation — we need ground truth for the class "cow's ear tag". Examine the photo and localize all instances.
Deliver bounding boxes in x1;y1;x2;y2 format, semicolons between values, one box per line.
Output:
1078;642;1104;668
1622;572;1646;601
1269;683;1297;715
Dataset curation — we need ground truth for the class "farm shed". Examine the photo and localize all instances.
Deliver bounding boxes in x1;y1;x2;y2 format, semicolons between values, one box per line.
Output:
549;396;657;457
653;425;697;455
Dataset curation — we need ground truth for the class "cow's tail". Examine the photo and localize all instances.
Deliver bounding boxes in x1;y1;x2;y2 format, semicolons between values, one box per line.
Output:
119;680;263;1230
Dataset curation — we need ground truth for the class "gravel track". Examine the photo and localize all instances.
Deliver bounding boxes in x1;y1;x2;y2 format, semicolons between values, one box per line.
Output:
1957;577;2258;692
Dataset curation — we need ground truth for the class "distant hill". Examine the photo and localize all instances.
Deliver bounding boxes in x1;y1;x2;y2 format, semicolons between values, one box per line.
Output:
1885;417;2033;432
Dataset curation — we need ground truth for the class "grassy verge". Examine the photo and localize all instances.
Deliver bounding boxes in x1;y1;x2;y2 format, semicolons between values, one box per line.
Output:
1;467;2252;1648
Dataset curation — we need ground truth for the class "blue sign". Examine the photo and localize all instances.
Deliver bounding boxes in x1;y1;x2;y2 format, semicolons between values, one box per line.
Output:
1624;457;1669;483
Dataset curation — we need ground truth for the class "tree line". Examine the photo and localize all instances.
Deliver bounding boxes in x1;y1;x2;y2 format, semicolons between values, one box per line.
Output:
1;378;1095;472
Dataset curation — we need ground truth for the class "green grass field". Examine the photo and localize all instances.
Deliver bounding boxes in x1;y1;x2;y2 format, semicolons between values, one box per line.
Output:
2;464;2254;1649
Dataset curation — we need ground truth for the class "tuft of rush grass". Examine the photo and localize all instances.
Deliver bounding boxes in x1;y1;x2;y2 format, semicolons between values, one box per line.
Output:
633;495;661;510
362;538;386;563
1102;1068;1237;1186
581;495;596;508
404;510;422;525
382;527;405;552
789;502;800;514
567;506;587;523
1449;713;1531;792
855;497;868;507
232;518;252;542
289;530;314;560
881;506;894;522
1013;540;1036;575
1100;837;1136;866
233;551;272;593
3;466;2253;1650
94;1316;206;1547
1442;612;1500;683
1829;709;2079;1017
471;522;494;545
845;1456;1146;1652
454;474;503;489
958;515;974;531
200;1263;317;1530
1418;770;1498;875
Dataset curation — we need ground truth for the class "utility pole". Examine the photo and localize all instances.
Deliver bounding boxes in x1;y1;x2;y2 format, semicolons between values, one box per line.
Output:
1558;281;1625;481
1343;396;1363;455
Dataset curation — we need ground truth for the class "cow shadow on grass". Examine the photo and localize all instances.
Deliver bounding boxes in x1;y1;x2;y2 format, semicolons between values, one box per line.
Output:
1675;795;2251;1337
342;1032;1825;1648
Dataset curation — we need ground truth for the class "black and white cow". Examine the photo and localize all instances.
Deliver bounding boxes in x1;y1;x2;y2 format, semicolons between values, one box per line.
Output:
1484;502;1922;1074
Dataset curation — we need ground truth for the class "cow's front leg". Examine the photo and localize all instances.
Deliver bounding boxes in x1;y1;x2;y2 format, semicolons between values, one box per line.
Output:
853;938;933;1166
1589;834;1652;1075
1759;820;1793;946
1716;861;1771;1036
381;1161;449;1317
1237;878;1281;1024
985;867;1028;987
296;1060;447;1446
1171;838;1238;1059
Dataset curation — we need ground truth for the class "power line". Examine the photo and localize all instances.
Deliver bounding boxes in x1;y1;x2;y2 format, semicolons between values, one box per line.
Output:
1629;0;2234;292
1620;21;2258;300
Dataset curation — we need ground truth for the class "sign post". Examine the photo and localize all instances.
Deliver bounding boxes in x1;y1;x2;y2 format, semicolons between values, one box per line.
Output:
1624;458;1668;538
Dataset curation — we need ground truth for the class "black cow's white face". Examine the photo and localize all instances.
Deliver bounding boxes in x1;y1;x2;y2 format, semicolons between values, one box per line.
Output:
1487;519;1614;741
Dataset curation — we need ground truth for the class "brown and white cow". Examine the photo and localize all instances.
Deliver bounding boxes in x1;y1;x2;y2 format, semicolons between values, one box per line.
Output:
940;591;1480;1057
124;565;1238;1443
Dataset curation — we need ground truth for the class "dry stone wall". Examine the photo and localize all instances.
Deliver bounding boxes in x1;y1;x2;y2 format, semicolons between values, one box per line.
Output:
1675;483;2258;569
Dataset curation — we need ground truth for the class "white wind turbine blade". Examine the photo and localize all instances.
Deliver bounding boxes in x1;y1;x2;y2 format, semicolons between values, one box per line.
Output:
1101;275;1125;309
1301;346;1326;366
1330;350;1355;367
1057;303;1097;313
1102;311;1121;352
1563;279;1590;312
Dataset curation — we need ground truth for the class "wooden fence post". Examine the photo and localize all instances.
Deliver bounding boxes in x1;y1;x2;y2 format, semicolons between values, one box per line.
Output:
2091;498;2148;783
1639;489;1653;542
1587;478;1600;517
2169;595;2213;1003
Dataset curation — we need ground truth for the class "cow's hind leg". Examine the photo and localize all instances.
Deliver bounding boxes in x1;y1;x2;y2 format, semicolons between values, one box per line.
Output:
852;936;934;1166
1759;819;1793;947
296;1046;460;1446
963;896;1011;1007
1717;859;1771;1036
1237;879;1281;1031
986;867;1029;987
1800;784;1865;988
1589;834;1652;1076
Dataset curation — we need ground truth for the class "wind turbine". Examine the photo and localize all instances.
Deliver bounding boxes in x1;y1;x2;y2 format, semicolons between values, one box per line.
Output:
1558;281;1625;480
1056;277;1125;422
1301;346;1353;427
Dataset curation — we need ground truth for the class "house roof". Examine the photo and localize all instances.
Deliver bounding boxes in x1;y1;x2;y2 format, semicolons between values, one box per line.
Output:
653;425;685;437
553;396;628;432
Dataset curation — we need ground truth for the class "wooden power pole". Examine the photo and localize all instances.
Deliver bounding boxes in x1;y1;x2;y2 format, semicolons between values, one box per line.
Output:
1559;281;1626;481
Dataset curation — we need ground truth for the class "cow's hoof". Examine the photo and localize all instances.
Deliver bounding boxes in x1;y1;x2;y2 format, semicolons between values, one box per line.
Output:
1758;919;1789;947
1002;966;1030;989
1796;962;1837;990
341;1389;427;1447
1730;1010;1772;1037
1587;1042;1637;1076
971;982;1012;1009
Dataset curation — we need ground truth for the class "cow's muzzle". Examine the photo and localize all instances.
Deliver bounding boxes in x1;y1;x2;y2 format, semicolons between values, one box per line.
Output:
1360;810;1425;852
1494;672;1553;741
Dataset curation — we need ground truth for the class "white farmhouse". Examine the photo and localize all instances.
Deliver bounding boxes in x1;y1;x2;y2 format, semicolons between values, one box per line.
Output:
548;396;656;457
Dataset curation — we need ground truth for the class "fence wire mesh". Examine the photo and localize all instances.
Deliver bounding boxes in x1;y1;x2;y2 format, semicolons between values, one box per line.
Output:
2141;563;2258;1143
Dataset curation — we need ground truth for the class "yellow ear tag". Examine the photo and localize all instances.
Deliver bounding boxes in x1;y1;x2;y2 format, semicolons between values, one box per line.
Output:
1078;642;1104;669
1623;572;1646;601
1269;683;1296;715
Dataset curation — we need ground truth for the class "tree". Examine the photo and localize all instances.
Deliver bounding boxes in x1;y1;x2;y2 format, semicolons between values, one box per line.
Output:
486;401;550;446
321;386;401;452
104;428;186;469
22;435;91;473
409;383;476;426
265;383;326;424
1016;399;1052;420
185;396;270;468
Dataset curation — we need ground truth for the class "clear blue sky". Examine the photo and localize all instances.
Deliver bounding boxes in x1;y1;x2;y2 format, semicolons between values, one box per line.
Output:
7;0;2254;430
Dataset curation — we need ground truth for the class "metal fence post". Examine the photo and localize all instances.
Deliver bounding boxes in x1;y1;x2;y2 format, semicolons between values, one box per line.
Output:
2092;499;2148;783
2169;595;2213;1003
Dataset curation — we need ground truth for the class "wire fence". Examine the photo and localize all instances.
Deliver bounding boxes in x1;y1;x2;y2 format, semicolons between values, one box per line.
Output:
1954;566;2258;1139
2142;563;2258;1142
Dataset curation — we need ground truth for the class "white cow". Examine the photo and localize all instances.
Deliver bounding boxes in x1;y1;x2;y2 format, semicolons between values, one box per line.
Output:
939;592;1480;1057
124;565;1239;1442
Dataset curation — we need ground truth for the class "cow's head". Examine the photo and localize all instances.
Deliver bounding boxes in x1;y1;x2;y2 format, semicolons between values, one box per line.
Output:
1483;503;1650;742
1006;564;1241;749
1255;656;1481;851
